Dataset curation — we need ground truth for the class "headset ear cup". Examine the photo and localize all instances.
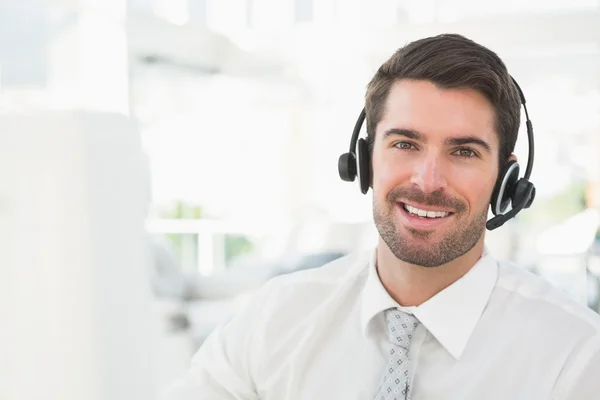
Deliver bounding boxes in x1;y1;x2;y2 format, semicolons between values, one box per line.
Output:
491;160;520;215
526;186;536;208
338;152;357;182
512;179;535;209
357;138;371;194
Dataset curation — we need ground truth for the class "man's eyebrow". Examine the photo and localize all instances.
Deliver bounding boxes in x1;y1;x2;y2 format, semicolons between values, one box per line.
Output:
445;136;492;153
383;128;423;141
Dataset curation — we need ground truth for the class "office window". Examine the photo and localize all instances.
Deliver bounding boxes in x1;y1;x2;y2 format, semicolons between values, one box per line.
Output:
246;0;254;28
0;3;49;87
129;0;154;11
294;0;313;22
188;0;207;26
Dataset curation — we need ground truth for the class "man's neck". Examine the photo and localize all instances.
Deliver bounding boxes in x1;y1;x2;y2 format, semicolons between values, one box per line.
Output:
376;238;486;307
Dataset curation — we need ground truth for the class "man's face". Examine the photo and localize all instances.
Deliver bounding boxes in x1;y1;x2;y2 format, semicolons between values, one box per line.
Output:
371;79;500;267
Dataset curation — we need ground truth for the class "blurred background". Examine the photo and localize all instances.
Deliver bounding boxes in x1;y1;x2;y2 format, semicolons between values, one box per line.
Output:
3;0;600;398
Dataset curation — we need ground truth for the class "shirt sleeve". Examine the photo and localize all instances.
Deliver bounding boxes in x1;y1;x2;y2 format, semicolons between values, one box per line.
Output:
552;335;600;400
163;281;273;400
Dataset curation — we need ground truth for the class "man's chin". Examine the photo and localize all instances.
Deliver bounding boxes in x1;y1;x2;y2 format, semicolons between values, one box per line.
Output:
379;233;443;266
394;249;448;268
401;224;446;242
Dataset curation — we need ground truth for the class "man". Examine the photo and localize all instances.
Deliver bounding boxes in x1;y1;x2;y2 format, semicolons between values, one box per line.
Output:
166;34;600;399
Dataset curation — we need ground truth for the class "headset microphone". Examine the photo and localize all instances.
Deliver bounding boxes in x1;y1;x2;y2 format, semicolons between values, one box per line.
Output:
486;184;535;230
338;76;536;230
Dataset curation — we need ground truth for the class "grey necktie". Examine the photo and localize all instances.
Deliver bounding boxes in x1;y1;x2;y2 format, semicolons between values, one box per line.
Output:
374;308;420;400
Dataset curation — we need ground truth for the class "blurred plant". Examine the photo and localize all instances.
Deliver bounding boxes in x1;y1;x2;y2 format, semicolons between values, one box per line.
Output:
155;200;204;219
153;201;204;270
224;234;255;264
153;200;255;270
517;181;587;229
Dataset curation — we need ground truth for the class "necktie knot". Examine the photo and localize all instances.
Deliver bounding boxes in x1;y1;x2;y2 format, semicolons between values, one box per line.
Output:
385;308;419;349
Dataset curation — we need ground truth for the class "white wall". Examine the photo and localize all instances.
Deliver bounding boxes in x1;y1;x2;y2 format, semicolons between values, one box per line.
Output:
0;111;162;400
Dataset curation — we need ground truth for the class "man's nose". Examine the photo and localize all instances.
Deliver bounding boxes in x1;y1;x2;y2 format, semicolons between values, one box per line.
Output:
409;153;447;193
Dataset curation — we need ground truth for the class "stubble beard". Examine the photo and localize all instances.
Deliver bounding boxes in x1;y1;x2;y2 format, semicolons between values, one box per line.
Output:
373;188;487;267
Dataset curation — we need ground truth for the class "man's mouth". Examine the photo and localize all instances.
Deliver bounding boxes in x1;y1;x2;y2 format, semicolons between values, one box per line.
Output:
400;202;454;219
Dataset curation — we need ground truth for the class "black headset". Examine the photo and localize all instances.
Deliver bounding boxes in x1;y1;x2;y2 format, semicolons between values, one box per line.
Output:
338;76;536;231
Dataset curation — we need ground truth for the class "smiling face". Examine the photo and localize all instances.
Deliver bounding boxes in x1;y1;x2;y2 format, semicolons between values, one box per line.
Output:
371;79;500;267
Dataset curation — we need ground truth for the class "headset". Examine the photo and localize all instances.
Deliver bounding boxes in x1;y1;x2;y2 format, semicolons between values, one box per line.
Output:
338;76;536;231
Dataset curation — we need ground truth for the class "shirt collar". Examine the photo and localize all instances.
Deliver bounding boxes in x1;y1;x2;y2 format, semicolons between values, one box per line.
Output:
360;247;498;360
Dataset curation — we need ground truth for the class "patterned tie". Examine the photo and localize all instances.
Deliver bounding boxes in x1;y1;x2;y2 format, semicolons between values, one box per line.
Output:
374;308;420;400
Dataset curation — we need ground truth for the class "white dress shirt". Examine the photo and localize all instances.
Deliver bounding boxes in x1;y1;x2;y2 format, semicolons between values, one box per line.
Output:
166;249;600;399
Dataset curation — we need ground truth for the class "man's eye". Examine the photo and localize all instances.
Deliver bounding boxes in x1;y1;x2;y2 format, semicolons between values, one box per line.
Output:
455;148;477;158
395;142;415;150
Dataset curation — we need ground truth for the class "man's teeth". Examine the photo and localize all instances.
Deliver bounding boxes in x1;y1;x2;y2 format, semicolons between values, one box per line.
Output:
404;204;449;218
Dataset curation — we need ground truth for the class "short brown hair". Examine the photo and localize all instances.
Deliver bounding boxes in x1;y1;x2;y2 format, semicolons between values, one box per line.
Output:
365;33;521;166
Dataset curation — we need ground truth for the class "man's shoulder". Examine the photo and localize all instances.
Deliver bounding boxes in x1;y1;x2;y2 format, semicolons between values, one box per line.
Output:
268;250;371;286
260;250;371;299
251;250;370;315
495;258;600;333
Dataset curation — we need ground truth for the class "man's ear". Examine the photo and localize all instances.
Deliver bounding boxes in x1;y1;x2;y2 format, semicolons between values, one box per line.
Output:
498;154;518;173
496;153;519;182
